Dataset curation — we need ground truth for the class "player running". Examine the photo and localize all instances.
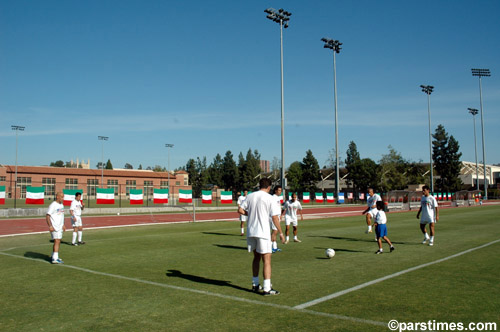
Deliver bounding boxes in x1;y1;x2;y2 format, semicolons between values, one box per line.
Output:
70;192;85;246
237;190;248;236
362;188;381;237
374;201;395;254
283;192;303;243
416;185;439;246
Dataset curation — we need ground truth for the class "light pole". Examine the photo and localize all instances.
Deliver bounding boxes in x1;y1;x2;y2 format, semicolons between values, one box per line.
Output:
322;37;342;202
98;136;109;186
471;68;491;199
264;7;291;195
420;85;434;193
11;125;25;208
165;144;174;205
468;108;479;191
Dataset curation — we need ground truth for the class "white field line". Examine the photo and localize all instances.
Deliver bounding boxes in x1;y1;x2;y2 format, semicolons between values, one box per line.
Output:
294;238;500;310
0;250;385;327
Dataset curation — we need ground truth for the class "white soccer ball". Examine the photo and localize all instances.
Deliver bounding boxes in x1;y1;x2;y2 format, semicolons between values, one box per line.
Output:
325;248;335;258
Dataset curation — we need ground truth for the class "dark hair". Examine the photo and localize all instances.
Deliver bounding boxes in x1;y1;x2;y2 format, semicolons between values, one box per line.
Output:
259;178;272;189
376;201;384;210
75;192;82;198
273;185;282;193
422;185;430;191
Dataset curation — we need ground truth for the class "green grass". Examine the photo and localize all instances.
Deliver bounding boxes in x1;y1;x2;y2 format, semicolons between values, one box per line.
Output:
1;206;499;331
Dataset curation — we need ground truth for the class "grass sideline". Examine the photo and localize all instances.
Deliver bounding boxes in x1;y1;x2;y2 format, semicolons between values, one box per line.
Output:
0;206;498;331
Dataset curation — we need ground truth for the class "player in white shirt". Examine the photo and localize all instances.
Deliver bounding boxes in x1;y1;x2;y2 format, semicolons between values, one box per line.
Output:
416;185;439;246
374;201;395;254
282;193;303;243
270;186;283;253
46;192;66;264
362;187;382;235
70;192;85;246
238;178;284;295
237;190;248;236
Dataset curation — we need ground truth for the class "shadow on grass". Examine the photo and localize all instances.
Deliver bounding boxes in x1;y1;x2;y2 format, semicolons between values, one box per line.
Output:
309;235;411;245
214;244;247;250
202;232;241;237
166;269;253;293
24;251;52;262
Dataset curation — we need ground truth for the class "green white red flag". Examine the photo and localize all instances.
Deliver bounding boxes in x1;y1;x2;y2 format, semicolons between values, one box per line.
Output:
153;188;169;204
179;189;192;203
130;189;143;205
202;190;212;204
221;191;232;204
302;192;310;203
26;186;44;204
326;193;335;203
63;189;83;206
0;185;5;204
96;188;114;204
315;193;324;203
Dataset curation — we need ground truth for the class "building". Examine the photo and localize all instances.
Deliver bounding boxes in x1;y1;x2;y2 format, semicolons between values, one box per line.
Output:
260;160;270;173
460;161;500;189
0;165;190;200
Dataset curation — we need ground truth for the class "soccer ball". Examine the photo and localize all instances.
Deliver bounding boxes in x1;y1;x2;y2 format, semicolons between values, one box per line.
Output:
325;248;335;258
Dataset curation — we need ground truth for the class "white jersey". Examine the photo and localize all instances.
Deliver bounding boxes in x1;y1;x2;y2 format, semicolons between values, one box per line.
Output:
238;195;248;222
284;200;302;221
70;200;83;217
420;195;438;222
367;193;382;209
241;191;281;240
47;201;65;231
375;210;387;225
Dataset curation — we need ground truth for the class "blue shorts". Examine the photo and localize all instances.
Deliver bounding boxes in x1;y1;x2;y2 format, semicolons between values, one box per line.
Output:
376;224;387;238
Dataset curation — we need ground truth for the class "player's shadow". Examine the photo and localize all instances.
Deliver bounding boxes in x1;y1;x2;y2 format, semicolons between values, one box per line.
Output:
214;244;247;250
24;251;52;262
309;235;410;245
166;269;252;293
202;232;240;237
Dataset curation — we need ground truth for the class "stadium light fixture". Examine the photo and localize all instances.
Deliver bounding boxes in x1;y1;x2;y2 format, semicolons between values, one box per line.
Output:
467;108;479;191
98;136;109;186
264;7;291;194
322;37;342;202
420;85;434;193
165;144;174;205
471;68;491;199
11;125;25;208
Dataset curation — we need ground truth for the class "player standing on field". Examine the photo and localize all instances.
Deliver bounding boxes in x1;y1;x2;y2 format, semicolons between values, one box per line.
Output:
46;192;65;264
238;178;284;295
70;192;85;246
416;185;439;246
362;188;381;238
270;186;283;253
237;190;248;236
374;201;395;254
283;192;303;243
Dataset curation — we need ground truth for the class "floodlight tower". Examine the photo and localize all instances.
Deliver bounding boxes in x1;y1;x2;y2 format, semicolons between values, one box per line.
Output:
165;144;174;205
264;7;291;194
471;68;491;199
321;38;342;202
467;108;479;191
11;125;25;208
98;136;109;185
420;85;434;193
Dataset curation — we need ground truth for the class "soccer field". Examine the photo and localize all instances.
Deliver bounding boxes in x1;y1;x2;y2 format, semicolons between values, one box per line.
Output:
1;206;499;332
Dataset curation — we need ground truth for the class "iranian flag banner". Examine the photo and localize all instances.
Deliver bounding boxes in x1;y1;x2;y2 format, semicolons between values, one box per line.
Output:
447;192;452;200
153;189;169;204
326;193;335;203
202;190;212;204
130;189;144;205
26;186;44;204
179;189;192;203
63;189;83;206
96;188;114;204
302;192;310;203
221;191;232;204
0;185;5;204
315;193;324;203
438;193;442;200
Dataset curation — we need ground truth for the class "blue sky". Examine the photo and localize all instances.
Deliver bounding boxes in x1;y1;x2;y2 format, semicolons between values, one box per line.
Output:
1;0;499;171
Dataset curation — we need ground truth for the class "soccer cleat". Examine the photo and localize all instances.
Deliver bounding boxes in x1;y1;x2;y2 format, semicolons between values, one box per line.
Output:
293;239;301;243
272;248;282;253
252;284;263;293
429;241;434;246
78;241;86;245
422;238;428;244
240;233;244;236
72;243;78;246
285;240;289;244
51;258;64;264
375;249;383;254
390;246;395;252
365;229;372;234
263;288;280;296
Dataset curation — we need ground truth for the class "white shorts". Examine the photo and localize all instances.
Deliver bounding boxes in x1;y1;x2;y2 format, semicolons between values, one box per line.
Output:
368;208;378;219
240;215;248;222
285;217;298;227
270;220;278;231
247;237;272;254
420;219;436;225
51;230;63;240
71;216;82;227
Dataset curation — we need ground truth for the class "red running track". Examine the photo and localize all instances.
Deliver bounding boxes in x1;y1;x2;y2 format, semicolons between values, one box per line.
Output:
0;206;366;237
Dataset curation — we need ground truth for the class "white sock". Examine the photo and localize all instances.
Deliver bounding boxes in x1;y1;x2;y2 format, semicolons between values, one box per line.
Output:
241;228;244;234
72;232;77;244
272;241;277;249
368;225;372;232
379;248;383;252
252;276;259;286
294;236;298;240
263;279;271;292
425;233;430;240
52;252;59;260
430;236;434;242
286;236;289;242
78;231;83;242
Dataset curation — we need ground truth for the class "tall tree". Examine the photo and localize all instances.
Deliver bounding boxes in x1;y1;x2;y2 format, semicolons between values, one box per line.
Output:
286;161;303;193
124;163;133;169
105;159;113;170
432;124;463;191
222;151;238;191
379;146;408;191
238;149;261;190
50;160;65;167
301;150;321;193
208;153;224;187
349;158;380;192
